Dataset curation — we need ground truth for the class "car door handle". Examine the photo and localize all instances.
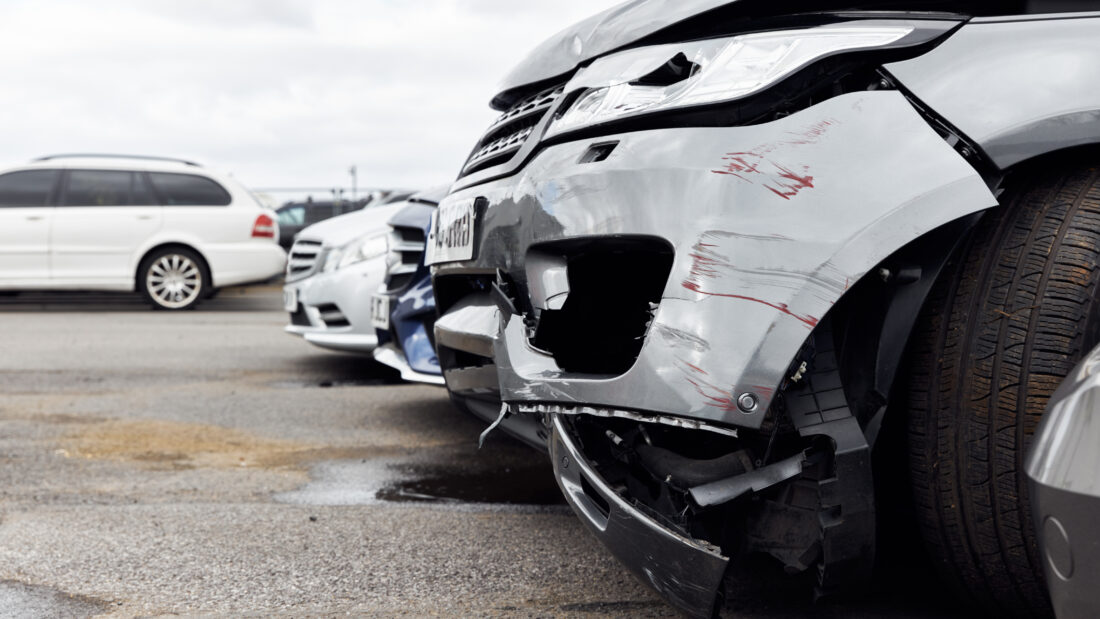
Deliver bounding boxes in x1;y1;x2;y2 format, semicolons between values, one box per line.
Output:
136;215;154;220
25;215;45;221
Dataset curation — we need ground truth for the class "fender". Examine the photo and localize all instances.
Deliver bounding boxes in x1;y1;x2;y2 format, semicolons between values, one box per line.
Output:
887;14;1100;169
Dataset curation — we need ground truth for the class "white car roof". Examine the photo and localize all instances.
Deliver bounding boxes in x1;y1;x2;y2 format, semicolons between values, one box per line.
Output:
21;154;206;173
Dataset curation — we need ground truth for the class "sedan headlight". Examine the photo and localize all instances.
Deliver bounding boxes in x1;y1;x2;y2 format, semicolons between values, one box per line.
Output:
322;233;389;273
545;23;914;139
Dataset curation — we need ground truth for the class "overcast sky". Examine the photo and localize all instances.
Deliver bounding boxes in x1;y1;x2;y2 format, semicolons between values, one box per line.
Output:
0;0;621;202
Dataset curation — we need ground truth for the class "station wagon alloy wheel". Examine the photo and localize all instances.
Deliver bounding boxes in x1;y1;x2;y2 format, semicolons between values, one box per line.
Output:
140;249;207;310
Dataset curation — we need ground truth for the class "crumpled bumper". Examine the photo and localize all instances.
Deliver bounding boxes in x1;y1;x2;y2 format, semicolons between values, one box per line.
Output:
434;90;996;431
550;415;728;618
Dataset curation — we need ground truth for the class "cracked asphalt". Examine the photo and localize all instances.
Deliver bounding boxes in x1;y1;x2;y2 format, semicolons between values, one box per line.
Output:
0;287;967;618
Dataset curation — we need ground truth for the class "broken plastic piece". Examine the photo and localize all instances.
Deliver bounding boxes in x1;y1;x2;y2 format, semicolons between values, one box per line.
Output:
478;403;510;449
688;452;805;507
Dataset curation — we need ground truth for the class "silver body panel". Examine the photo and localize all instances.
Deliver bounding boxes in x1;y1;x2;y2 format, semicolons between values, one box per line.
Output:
1027;344;1100;619
284;256;385;354
435;90;997;430
887;16;1100;168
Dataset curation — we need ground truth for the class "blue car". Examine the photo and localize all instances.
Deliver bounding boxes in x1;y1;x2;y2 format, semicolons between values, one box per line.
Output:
371;187;448;384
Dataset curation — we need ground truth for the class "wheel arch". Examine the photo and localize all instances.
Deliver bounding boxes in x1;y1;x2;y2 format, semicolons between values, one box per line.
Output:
134;242;212;291
815;210;988;440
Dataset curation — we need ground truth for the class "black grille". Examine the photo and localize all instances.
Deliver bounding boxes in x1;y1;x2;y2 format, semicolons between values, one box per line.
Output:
289;305;311;326
384;225;427;293
460;83;565;177
315;303;349;328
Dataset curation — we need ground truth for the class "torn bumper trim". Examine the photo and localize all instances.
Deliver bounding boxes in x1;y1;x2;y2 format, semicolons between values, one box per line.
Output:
550;415;729;618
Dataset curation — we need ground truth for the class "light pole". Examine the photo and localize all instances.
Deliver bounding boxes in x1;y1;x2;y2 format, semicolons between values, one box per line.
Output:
349;165;358;202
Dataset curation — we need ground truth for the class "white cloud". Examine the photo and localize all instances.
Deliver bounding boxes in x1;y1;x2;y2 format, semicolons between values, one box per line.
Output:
0;0;621;200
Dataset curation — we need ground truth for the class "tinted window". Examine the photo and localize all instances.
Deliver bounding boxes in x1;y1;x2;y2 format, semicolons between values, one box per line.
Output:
148;172;231;206
277;205;305;226
0;170;59;207
62;170;149;206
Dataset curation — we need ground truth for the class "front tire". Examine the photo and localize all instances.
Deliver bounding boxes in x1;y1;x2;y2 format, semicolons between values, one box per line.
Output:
139;248;207;310
906;160;1100;617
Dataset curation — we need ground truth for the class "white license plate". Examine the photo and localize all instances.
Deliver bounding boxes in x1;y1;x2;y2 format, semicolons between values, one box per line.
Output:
371;293;391;330
283;287;298;312
425;197;476;265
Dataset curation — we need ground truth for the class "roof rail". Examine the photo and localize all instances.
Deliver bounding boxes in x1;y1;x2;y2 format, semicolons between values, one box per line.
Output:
33;154;201;167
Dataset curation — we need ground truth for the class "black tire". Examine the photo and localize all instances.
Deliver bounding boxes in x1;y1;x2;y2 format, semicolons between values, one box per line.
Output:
138;247;208;311
906;160;1100;618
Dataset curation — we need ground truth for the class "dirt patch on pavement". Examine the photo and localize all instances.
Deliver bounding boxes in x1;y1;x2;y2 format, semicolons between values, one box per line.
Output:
61;419;397;470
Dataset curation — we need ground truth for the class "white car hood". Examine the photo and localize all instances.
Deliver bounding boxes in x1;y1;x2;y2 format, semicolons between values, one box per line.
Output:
296;201;409;248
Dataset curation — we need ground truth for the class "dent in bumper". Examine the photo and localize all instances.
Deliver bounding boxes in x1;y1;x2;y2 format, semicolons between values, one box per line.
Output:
435;90;997;429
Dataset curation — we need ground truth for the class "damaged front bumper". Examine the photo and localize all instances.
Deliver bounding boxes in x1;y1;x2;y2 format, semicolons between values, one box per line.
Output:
550;414;729;617
434;90;995;430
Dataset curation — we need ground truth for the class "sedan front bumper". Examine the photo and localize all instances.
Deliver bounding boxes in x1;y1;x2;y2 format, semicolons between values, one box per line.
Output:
284;256;384;354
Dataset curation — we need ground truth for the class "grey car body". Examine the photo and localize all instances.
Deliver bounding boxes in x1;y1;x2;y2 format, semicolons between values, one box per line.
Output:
431;3;1100;617
1027;344;1100;619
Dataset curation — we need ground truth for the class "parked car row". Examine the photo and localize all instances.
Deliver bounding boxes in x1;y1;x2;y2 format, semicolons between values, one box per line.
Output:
409;3;1099;619
282;187;448;363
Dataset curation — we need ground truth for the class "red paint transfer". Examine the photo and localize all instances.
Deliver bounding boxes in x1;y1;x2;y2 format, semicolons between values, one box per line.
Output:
710;117;838;200
683;280;819;328
765;164;815;200
681;237;819;328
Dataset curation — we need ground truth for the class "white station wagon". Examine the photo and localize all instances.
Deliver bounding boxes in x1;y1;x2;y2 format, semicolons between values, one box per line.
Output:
0;154;287;309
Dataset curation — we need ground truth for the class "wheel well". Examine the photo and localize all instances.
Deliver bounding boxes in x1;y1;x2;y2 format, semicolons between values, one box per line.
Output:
822;145;1100;432
997;143;1100;191
805;213;984;435
134;243;211;290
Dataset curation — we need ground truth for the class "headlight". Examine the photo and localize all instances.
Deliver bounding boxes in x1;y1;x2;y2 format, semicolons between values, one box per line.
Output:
545;23;914;139
322;233;388;273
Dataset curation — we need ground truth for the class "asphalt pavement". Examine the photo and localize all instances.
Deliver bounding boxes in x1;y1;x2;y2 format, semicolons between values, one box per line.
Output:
0;287;968;618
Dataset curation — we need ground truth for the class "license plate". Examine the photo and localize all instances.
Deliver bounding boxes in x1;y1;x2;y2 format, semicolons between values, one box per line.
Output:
425;197;476;265
283;287;298;312
371;293;391;330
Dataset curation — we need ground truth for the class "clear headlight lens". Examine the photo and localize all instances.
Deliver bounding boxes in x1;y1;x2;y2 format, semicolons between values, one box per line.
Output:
322;233;388;273
545;24;913;139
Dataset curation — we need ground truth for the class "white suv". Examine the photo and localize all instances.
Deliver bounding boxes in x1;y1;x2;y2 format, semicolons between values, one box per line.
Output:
0;155;287;309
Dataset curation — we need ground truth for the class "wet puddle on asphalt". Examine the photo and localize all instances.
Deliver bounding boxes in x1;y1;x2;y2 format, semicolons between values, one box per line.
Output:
277;458;566;507
57;417;564;507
